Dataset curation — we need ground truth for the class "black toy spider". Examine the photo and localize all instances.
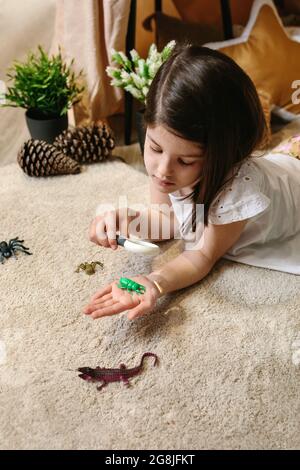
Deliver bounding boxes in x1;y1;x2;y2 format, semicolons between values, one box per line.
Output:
0;237;32;263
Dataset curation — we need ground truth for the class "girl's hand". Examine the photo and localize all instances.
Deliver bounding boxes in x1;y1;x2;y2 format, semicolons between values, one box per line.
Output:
82;275;161;320
89;211;118;250
89;208;138;251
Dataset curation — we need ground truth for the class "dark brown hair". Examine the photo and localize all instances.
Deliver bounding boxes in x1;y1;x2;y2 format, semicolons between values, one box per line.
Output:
144;43;266;227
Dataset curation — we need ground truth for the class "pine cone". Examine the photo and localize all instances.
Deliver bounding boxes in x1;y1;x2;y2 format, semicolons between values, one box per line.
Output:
53;121;115;164
17;139;81;177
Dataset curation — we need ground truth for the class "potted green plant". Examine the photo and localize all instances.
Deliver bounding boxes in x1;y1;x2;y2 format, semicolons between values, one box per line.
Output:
1;45;84;143
106;40;176;153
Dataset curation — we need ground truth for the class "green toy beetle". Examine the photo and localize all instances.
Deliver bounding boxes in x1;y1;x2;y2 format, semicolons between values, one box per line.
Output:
117;277;146;295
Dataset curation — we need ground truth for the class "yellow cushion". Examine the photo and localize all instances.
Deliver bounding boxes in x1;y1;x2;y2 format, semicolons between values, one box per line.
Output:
257;89;272;149
205;0;300;114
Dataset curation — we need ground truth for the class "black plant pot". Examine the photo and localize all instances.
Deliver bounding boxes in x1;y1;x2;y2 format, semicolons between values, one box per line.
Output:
25;109;68;143
135;108;146;155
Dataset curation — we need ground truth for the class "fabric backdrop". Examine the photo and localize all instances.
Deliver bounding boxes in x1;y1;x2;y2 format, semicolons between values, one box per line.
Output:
51;0;131;124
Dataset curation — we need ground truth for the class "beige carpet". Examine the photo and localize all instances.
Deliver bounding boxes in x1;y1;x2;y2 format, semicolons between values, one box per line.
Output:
0;157;300;450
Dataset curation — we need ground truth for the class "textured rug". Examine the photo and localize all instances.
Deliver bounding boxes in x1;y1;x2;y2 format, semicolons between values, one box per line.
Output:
0;158;299;450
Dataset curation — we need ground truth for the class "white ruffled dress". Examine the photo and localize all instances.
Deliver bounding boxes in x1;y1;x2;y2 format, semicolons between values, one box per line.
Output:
168;154;300;275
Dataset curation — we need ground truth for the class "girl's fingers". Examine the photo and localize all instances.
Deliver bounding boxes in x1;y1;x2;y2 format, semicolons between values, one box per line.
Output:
89;294;141;317
91;284;112;301
91;293;112;306
105;211;118;249
90;301;129;319
83;295;114;314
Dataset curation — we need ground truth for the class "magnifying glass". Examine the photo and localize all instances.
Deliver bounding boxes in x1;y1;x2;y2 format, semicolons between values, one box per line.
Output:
116;234;160;256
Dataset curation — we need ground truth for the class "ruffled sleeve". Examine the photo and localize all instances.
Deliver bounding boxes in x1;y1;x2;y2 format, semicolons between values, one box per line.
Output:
208;159;271;225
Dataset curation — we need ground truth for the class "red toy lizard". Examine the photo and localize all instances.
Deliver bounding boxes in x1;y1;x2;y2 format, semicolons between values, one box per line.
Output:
78;352;158;391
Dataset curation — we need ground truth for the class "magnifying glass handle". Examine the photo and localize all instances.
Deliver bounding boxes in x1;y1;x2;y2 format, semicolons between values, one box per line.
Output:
116;234;127;247
115;234;160;256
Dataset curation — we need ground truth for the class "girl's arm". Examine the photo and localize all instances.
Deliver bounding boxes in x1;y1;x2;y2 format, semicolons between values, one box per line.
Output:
83;218;249;321
147;218;249;296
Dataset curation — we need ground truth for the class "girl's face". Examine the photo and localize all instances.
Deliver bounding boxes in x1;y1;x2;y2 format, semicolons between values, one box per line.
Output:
144;125;205;192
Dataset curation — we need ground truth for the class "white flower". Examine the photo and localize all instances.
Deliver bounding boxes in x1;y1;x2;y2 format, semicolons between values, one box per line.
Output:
120;70;131;81
124;84;143;101
111;78;124;87
130;49;140;66
148;61;161;79
148;43;159;63
161;40;176;61
131;72;146;89
142;86;149;97
106;66;121;79
106;40;177;104
137;59;148;78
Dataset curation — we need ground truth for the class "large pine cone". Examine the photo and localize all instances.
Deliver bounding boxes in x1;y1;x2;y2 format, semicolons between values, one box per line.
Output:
53;122;115;164
17;139;81;177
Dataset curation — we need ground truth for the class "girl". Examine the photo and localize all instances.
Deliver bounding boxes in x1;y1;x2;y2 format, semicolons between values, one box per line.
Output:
83;44;300;321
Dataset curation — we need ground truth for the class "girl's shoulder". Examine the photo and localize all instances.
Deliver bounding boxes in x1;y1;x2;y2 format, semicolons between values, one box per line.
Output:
223;155;265;186
208;156;271;225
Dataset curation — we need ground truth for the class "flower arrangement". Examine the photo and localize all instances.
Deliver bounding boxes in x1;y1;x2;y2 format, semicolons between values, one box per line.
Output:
1;45;84;118
106;40;176;105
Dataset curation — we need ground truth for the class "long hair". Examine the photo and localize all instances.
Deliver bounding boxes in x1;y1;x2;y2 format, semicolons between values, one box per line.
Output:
144;43;266;227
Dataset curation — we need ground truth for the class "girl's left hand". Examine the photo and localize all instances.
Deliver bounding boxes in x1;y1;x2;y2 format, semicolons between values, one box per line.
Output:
83;275;161;320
